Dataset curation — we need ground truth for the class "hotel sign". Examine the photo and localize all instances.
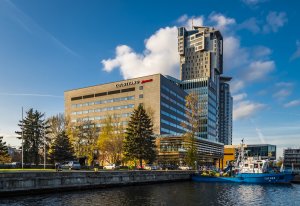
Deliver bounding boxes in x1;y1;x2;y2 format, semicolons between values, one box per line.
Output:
115;79;153;88
116;80;140;88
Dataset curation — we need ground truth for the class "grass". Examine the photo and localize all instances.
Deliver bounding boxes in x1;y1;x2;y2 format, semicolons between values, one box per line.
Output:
0;169;55;172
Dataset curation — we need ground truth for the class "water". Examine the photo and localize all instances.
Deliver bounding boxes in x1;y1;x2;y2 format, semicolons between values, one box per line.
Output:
1;182;300;206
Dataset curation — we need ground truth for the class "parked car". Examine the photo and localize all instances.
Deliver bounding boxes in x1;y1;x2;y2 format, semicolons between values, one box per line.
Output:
145;164;161;170
178;165;191;170
161;165;178;170
103;164;119;170
61;161;81;170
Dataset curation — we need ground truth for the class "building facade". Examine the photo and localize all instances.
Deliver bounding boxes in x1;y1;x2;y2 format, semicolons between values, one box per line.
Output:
65;74;187;136
65;73;224;164
219;76;233;145
284;148;300;172
246;144;276;160
177;26;231;143
217;144;276;169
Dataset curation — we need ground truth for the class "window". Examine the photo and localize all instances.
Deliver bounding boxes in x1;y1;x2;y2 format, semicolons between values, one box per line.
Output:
139;94;143;99
139;86;143;90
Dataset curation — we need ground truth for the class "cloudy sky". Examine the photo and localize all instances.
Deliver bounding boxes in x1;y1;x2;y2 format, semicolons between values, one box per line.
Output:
0;0;299;157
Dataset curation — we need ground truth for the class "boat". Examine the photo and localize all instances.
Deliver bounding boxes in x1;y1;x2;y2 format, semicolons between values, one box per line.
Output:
192;140;296;184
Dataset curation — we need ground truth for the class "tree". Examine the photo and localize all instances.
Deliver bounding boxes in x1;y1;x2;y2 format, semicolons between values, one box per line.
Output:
97;115;124;165
0;136;11;163
123;104;156;168
67;120;98;166
47;113;66;143
15;108;49;165
48;131;75;163
181;93;201;168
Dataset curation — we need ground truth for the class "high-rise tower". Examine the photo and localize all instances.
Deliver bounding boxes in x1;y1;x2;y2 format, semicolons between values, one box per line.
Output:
177;26;229;143
219;76;233;145
178;26;223;81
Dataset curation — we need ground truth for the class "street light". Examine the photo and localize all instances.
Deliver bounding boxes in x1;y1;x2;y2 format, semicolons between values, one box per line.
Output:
21;107;24;169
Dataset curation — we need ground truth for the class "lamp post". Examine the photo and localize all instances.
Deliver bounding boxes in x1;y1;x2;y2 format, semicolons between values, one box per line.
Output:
21;107;24;169
43;123;46;170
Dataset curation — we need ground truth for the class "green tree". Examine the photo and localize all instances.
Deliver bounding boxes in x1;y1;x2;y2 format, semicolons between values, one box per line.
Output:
97;115;124;165
48;131;75;163
0;136;11;163
123;105;156;168
15;108;49;165
68;120;98;166
181;93;201;169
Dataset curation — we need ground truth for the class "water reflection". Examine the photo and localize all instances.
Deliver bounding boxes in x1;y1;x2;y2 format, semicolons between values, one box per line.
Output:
0;182;300;206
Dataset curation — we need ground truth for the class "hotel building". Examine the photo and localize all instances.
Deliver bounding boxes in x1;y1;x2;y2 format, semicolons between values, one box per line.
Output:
65;73;224;164
65;74;187;136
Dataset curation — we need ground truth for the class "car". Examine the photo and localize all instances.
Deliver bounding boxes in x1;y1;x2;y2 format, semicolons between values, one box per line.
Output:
145;164;161;170
103;164;119;170
178;165;191;170
61;161;81;170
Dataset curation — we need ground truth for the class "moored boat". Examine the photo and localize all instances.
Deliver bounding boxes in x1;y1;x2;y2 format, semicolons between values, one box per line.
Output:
192;140;296;184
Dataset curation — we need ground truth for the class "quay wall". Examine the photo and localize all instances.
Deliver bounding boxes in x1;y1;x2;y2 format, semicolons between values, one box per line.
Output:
292;175;300;183
0;170;193;196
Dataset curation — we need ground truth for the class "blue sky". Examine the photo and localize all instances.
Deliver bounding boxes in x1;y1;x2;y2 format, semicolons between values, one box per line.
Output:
0;0;299;157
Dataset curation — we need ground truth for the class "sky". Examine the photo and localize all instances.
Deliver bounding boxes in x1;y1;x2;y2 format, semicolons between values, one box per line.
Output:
0;0;299;158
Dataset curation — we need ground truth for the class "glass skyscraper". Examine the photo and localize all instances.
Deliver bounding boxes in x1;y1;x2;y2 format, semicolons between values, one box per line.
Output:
177;26;231;143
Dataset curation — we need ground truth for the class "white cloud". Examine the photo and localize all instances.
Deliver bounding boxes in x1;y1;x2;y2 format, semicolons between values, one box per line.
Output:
276;82;294;87
284;100;300;108
233;100;266;120
244;60;275;81
238;18;260;33
252;46;272;58
177;14;204;30
230;80;245;93
233;93;247;102
273;89;291;100
242;0;268;6
209;13;236;32
290;40;300;61
102;27;179;79
263;11;288;33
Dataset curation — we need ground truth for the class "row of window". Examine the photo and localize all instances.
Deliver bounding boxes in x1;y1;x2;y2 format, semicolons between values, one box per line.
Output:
161;85;185;102
71;112;133;123
161;110;189;128
161;93;185;110
161;127;183;136
161;102;185;117
71;104;135;115
161;119;187;133
71;87;135;101
71;96;135;108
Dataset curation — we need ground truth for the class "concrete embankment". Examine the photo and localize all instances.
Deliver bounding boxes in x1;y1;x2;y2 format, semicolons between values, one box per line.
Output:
0;170;193;196
292;175;300;183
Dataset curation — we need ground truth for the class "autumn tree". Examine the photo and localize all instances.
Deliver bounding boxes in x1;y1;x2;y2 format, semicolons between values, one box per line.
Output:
67;120;98;166
123;105;156;168
0;136;11;163
47;113;66;144
97;115;124;165
181;93;201;168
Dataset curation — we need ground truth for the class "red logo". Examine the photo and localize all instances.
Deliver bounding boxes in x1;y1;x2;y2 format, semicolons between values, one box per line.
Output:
141;79;153;84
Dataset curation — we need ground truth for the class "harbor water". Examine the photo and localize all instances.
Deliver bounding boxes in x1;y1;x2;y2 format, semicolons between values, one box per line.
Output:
1;181;300;206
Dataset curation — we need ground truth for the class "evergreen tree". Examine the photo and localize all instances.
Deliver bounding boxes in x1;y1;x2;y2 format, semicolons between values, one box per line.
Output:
48;131;75;163
0;136;11;163
15;108;49;165
123;104;156;168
